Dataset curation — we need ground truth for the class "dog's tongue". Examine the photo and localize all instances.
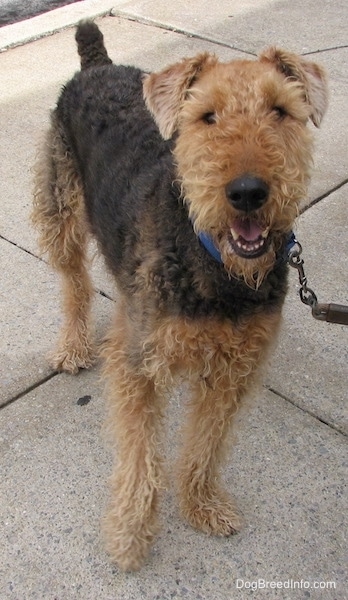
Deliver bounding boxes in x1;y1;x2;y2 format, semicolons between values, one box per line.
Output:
232;217;263;241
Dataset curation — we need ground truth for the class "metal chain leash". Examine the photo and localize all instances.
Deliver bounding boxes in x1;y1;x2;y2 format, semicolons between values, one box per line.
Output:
288;240;348;326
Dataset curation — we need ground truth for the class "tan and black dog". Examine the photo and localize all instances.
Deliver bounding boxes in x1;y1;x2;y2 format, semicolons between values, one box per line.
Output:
32;21;328;570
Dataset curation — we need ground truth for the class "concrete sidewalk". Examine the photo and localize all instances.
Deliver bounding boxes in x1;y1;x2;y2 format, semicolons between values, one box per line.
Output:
0;1;347;598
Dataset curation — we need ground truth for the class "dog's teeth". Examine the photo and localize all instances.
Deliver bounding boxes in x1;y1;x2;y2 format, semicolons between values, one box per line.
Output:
234;234;267;255
230;228;239;241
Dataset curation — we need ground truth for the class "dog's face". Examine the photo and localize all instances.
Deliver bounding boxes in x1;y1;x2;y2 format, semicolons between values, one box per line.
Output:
144;49;328;287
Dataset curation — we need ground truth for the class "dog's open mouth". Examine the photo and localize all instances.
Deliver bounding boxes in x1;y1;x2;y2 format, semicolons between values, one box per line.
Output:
230;217;270;258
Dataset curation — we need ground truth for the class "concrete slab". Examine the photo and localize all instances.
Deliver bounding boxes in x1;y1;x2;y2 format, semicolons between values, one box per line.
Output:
114;0;348;55
268;185;348;434
0;238;58;405
0;238;112;406
1;372;346;598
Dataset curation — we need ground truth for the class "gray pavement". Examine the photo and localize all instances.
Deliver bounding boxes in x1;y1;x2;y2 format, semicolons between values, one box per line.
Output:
0;1;347;598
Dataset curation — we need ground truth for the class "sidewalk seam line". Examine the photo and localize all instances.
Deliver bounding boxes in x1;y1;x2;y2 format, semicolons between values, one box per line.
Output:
0;233;116;301
2;8;347;57
303;44;348;55
300;178;348;215
0;7;114;52
1;372;59;410
267;386;347;437
0;233;42;260
112;10;257;56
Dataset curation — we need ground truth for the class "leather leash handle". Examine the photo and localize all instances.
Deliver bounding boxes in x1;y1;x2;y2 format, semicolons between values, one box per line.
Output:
312;303;348;325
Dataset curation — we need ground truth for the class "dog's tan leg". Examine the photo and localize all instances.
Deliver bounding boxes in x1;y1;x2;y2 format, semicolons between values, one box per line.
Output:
101;304;164;571
177;375;242;536
177;312;281;536
32;119;95;374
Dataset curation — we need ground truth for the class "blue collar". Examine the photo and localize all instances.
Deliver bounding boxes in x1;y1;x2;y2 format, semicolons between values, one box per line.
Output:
197;231;223;263
197;230;297;265
284;231;297;257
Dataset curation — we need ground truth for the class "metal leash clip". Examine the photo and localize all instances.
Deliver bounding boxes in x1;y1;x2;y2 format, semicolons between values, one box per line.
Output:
288;240;348;326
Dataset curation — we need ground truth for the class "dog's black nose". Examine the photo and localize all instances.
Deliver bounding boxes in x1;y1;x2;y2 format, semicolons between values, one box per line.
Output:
225;175;269;212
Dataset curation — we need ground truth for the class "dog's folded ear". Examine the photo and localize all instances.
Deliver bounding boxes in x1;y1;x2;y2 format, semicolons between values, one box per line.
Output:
259;47;329;127
143;53;217;139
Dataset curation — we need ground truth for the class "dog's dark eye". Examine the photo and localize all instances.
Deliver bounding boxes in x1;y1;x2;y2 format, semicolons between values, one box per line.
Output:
202;112;216;125
273;106;287;119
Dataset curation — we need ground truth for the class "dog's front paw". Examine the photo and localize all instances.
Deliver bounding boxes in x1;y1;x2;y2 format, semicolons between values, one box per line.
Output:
104;532;151;572
48;342;95;374
180;492;242;536
102;509;159;571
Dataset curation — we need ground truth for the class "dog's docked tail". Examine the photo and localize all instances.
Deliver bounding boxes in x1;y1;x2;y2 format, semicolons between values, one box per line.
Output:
75;20;112;70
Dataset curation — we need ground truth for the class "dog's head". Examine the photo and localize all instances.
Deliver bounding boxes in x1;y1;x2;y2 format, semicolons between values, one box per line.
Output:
143;49;328;287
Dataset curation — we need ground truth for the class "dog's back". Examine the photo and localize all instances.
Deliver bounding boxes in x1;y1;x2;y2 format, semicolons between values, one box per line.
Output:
56;23;177;287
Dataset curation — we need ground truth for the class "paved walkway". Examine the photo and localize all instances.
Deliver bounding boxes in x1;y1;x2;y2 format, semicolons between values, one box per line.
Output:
0;1;347;598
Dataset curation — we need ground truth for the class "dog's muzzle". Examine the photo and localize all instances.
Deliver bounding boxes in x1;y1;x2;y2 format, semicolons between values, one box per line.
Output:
225;175;270;258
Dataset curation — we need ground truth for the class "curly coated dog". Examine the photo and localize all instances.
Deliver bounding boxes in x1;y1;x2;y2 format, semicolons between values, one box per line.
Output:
32;20;328;570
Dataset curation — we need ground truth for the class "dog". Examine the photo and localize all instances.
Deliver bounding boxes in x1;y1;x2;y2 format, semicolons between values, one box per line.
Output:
32;20;328;570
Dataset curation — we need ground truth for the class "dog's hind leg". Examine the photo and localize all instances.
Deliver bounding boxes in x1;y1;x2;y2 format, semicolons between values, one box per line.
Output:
32;115;95;374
